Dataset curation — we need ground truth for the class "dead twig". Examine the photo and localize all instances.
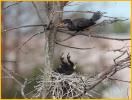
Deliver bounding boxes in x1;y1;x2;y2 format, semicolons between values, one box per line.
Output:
3;2;22;10
55;41;94;50
3;24;47;32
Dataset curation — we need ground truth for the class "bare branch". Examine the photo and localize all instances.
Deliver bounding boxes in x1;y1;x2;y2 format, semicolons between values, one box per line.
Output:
55;10;106;14
55;41;94;50
17;30;45;50
2;60;16;63
58;29;130;41
2;68;23;86
32;2;45;24
89;34;130;41
3;24;47;32
108;77;130;83
3;2;22;10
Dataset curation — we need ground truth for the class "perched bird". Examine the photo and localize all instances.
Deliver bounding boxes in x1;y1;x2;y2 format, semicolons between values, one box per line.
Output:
62;11;102;32
55;53;75;75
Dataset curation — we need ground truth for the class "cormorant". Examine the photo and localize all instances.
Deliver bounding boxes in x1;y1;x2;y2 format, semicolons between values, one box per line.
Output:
55;53;75;75
62;11;102;32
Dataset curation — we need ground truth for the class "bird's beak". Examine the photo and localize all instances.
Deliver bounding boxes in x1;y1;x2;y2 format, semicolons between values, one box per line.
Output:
73;65;77;70
73;63;78;70
57;23;68;28
57;23;64;27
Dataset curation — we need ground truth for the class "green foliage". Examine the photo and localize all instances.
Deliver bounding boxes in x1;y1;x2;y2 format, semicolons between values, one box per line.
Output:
112;22;130;34
24;67;43;96
27;66;43;78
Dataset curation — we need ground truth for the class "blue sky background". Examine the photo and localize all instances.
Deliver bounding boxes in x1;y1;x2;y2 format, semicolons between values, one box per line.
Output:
64;2;130;19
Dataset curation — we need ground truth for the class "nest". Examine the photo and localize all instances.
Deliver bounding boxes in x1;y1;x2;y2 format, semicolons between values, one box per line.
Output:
31;71;101;99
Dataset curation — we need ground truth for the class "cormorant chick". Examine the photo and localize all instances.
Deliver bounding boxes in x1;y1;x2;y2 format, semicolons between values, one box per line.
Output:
62;11;102;32
55;53;75;75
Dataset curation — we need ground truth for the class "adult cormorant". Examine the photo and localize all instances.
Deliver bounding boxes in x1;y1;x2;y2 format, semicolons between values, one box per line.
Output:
62;11;102;32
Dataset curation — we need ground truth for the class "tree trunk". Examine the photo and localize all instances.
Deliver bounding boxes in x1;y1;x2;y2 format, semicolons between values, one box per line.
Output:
42;2;63;98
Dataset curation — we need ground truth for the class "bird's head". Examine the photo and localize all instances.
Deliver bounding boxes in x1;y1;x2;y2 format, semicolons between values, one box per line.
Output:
60;19;73;28
62;19;72;24
58;19;72;28
91;11;103;22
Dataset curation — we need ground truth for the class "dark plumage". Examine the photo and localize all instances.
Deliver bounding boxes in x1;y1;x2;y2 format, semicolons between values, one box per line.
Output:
55;53;75;75
91;11;102;22
62;11;102;32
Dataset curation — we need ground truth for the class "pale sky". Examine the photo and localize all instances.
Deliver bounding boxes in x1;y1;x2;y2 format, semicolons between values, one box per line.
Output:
64;2;130;19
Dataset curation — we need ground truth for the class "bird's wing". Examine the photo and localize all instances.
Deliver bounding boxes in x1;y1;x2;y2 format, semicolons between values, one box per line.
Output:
73;18;95;28
72;18;86;27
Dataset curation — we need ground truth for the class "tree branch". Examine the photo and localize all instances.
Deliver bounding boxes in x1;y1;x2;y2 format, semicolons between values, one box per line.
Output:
3;2;22;10
3;24;47;32
55;41;94;50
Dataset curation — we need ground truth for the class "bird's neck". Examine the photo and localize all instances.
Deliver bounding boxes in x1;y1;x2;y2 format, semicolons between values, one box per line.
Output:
67;21;76;31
